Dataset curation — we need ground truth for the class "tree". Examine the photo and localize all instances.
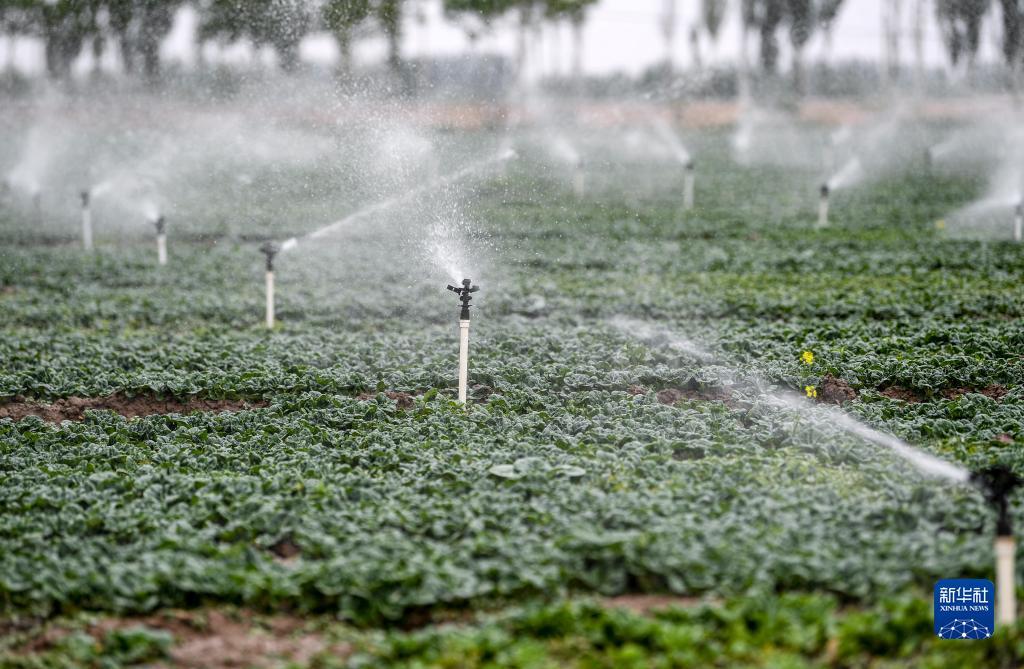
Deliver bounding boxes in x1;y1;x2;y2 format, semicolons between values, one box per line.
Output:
375;0;404;78
817;0;845;63
1000;0;1024;72
545;0;597;88
36;0;97;78
935;0;990;70
199;0;311;72
787;0;813;92
702;0;727;55
323;0;371;74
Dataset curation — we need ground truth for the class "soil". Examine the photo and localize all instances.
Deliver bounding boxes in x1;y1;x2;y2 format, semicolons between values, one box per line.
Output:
0;394;268;423
815;376;858;405
941;384;1008;401
356;390;416;409
879;386;925;403
12;609;349;669
603;594;707;614
655;386;732;405
268;537;302;564
879;384;1009;403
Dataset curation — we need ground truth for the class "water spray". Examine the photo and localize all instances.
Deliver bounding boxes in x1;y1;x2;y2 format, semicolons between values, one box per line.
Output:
31;188;42;225
971;465;1022;626
683;160;696;211
151;216;167;266
574;159;586;200
1014;200;1022;243
818;183;830;228
447;278;479;404
80;190;93;251
260;242;279;329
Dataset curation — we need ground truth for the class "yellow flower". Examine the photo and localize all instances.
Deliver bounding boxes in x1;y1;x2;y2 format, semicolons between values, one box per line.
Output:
801;351;814;366
935;219;946;230
805;385;817;399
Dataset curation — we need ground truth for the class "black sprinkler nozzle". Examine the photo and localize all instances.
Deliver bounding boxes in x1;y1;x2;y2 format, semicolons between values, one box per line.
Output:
971;465;1023;537
447;278;479;320
80;190;90;207
260;241;280;272
1016;200;1023;217
685;159;695;171
820;183;830;198
152;216;166;235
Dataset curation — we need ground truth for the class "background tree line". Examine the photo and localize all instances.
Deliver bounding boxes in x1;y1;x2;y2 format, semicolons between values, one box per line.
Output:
0;0;1022;84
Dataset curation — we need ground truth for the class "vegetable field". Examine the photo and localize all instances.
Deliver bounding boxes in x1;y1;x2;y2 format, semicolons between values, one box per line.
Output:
2;114;1023;668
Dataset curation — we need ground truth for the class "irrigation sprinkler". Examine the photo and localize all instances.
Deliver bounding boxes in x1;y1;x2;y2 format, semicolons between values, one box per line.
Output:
447;278;479;404
260;242;280;329
80;190;93;251
683;160;696;211
818;183;830;228
971;465;1023;626
152;216;167;266
1014;200;1022;243
573;159;586;200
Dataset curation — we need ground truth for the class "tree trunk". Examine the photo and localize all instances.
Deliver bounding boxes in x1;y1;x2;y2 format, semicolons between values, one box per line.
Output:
792;45;804;95
336;28;352;77
571;16;583;94
912;0;926;88
661;0;676;72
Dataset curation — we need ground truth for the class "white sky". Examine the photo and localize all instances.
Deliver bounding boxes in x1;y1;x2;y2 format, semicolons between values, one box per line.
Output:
0;0;1008;77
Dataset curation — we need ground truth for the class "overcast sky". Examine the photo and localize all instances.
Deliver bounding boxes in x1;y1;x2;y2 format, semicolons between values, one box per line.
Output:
0;0;1009;77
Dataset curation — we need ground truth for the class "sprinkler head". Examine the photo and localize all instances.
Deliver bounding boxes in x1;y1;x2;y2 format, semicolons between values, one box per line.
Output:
80;190;90;207
260;241;280;272
447;278;479;320
152;216;166;235
820;183;830;198
1016;200;1023;217
685;159;695;172
971;465;1023;537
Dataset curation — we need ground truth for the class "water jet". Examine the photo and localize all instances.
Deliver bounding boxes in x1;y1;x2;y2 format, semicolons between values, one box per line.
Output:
970;465;1022;626
260;242;279;329
80;190;93;251
447;278;479;404
818;183;830;228
151;215;167;266
683;160;695;211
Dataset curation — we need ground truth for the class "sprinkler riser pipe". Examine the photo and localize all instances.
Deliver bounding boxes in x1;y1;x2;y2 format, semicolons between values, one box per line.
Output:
157;233;167;266
1014;204;1022;243
458;320;470;403
265;270;275;329
683;166;695;211
574;164;585;199
996;536;1016;625
818;185;830;228
81;205;93;251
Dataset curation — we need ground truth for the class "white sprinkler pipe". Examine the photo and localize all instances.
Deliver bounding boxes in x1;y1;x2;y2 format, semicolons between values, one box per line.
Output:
265;270;275;329
458;319;470;403
1014;202;1022;243
996;536;1017;626
157;233;167;265
818;185;830;228
448;279;479;405
81;192;93;251
683;162;695;211
574;161;585;199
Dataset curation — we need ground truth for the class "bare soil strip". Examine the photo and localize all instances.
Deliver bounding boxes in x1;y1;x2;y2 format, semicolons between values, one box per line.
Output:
0;394;268;423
